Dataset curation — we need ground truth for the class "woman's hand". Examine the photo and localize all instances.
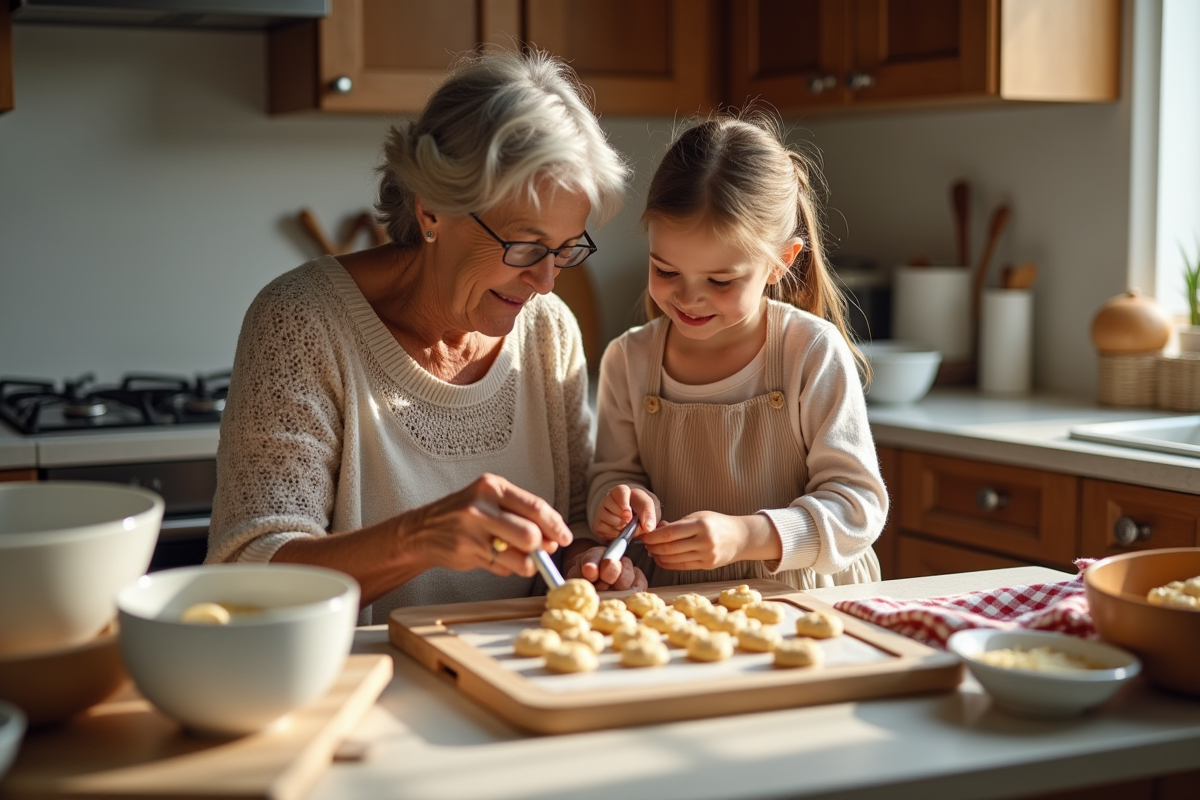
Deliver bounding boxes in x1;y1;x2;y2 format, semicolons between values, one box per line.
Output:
398;473;573;578
640;512;781;572
593;484;659;541
562;541;648;592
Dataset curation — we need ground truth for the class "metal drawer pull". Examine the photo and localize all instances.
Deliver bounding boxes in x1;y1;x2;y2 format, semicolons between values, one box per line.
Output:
808;74;837;94
331;75;354;94
845;71;876;91
1113;516;1152;546
975;486;1008;512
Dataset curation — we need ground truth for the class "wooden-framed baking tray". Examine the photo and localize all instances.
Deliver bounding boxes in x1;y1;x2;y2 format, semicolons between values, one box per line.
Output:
388;579;962;734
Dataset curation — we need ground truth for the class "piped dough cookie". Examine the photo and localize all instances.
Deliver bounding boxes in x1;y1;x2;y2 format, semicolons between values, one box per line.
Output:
544;641;600;673
612;623;662;651
687;630;734;662
559;626;606;654
774;638;824;668
794;610;844;639
620;639;670;668
737;626;782;653
514;627;562;657
642;608;688;633
718;584;762;610
591;606;637;634
743;601;786;626
625;591;667;618
666;621;705;648
597;598;629;615
546;578;600;621
693;604;730;631
541;608;590;632
671;592;712;618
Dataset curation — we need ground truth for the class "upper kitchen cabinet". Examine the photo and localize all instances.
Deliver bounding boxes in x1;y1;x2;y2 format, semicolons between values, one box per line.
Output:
2;0;13;113
269;0;522;114
524;0;721;116
268;0;721;116
728;0;1121;114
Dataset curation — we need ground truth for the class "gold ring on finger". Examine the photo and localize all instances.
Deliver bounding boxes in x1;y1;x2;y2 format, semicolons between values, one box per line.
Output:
490;537;509;553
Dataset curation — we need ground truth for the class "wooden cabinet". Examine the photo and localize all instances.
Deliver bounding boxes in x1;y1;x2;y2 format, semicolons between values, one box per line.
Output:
897;534;1028;579
1;0;13;114
728;0;1120;115
269;0;720;115
875;444;899;579
0;469;36;482
1080;479;1200;559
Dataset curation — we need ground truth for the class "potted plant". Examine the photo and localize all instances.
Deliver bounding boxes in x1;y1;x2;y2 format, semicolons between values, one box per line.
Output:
1180;242;1200;354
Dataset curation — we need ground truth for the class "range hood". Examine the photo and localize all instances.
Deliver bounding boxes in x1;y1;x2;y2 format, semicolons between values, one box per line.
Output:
9;0;329;31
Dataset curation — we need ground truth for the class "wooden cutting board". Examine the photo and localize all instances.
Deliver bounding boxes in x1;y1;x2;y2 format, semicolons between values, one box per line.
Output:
388;579;962;735
0;654;392;800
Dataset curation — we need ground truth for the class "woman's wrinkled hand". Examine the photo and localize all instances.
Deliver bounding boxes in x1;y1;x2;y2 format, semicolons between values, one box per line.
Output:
398;473;573;578
563;544;648;592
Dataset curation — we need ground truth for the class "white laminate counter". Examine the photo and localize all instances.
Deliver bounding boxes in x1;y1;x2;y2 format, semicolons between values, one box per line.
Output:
0;422;220;469
310;567;1200;800
868;389;1200;495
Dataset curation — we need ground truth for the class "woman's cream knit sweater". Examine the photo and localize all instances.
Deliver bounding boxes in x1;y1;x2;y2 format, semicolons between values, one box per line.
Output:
207;257;593;622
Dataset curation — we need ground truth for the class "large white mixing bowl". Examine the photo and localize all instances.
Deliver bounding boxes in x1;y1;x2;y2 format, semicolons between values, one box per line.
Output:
860;341;942;404
0;482;163;657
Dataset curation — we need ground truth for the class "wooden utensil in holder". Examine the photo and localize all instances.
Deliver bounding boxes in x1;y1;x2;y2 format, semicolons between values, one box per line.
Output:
296;208;388;256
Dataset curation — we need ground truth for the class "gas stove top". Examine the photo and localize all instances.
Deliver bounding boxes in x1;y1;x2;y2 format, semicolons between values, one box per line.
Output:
0;371;230;435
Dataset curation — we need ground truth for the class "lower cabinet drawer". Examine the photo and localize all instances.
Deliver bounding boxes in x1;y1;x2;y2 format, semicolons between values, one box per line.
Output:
1080;478;1200;558
899;451;1079;566
896;534;1031;579
0;469;36;482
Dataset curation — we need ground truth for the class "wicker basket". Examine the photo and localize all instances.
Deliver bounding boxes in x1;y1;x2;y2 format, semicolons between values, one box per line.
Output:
1097;353;1159;407
1156;353;1200;411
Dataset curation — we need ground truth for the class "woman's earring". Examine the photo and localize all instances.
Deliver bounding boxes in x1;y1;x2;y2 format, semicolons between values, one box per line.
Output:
424;230;436;242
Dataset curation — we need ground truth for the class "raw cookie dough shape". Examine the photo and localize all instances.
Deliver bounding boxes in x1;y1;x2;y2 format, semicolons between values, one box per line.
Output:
672;592;712;618
666;621;704;648
612;623;662;651
559;626;606;654
591;607;637;634
794;610;844;639
693;604;730;631
642;608;688;633
738;626;782;652
541;608;590;632
743;601;785;625
774;637;824;668
544;641;600;673
597;598;629;615
514;627;562;657
546;578;600;620
626;591;667;618
718;584;762;610
621;639;671;667
687;630;734;662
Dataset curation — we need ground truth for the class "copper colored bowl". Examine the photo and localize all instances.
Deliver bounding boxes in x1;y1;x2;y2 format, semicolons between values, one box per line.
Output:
1085;548;1200;698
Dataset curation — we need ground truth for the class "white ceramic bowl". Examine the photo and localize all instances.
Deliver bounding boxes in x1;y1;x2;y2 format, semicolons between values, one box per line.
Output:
116;564;360;737
947;629;1141;719
0;482;163;657
0;699;25;782
859;341;942;404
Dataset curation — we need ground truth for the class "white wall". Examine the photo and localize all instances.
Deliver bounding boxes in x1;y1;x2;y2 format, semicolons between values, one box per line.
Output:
1;18;1138;395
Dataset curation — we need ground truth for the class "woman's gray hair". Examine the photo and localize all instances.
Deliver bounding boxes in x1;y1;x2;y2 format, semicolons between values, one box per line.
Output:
376;49;630;247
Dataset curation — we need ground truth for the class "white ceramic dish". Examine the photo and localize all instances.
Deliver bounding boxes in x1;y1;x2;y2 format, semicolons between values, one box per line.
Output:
116;564;360;737
859;341;942;404
0;699;26;782
947;629;1141;719
0;482;163;657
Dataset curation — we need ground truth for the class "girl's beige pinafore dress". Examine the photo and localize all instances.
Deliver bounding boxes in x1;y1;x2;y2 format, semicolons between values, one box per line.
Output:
631;302;880;590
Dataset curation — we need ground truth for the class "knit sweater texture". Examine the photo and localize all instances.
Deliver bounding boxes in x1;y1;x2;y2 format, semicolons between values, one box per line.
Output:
208;257;592;623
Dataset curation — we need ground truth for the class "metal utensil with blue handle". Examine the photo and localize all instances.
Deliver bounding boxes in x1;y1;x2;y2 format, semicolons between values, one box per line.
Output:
601;516;640;563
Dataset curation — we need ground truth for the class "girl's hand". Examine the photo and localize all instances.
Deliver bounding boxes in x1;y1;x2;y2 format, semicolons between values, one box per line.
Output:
398;473;573;578
640;512;781;572
562;542;648;592
593;484;659;541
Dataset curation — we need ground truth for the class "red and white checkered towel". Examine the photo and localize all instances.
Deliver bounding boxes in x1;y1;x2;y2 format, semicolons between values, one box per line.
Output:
832;559;1097;649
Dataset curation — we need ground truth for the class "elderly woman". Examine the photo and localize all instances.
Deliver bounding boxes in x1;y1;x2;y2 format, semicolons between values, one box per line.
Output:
207;50;644;621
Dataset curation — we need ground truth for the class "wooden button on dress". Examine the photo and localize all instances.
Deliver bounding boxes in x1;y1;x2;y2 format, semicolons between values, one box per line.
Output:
768;391;785;409
644;396;661;414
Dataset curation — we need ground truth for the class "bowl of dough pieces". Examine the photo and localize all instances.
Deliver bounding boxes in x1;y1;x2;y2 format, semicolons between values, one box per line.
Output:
947;628;1140;719
1085;548;1200;697
116;564;359;737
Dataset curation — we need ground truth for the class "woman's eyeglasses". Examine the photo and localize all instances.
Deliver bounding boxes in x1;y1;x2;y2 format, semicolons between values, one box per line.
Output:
470;214;597;269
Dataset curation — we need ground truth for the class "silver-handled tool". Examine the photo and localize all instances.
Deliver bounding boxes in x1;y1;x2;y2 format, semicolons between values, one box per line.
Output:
601;516;640;563
531;548;565;589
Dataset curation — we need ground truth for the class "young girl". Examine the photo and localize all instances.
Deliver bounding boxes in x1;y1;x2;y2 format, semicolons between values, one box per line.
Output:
586;112;886;590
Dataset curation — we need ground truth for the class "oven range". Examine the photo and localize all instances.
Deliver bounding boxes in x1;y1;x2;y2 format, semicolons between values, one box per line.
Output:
0;371;228;571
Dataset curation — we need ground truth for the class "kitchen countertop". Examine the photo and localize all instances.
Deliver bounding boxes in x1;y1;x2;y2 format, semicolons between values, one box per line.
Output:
0;422;220;469
309;567;1200;800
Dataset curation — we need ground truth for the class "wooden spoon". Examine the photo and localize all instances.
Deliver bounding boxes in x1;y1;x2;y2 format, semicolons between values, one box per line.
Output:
1004;261;1039;290
951;180;970;267
971;204;1011;351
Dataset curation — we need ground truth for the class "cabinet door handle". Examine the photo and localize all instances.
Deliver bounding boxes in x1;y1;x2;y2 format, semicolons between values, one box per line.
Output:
808;74;838;94
1113;516;1152;546
845;71;876;91
331;75;354;95
975;486;1008;512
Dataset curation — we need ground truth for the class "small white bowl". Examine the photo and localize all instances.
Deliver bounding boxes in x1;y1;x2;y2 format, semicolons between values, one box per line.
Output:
947;629;1141;719
859;341;941;404
116;564;360;737
0;482;163;657
0;699;25;782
